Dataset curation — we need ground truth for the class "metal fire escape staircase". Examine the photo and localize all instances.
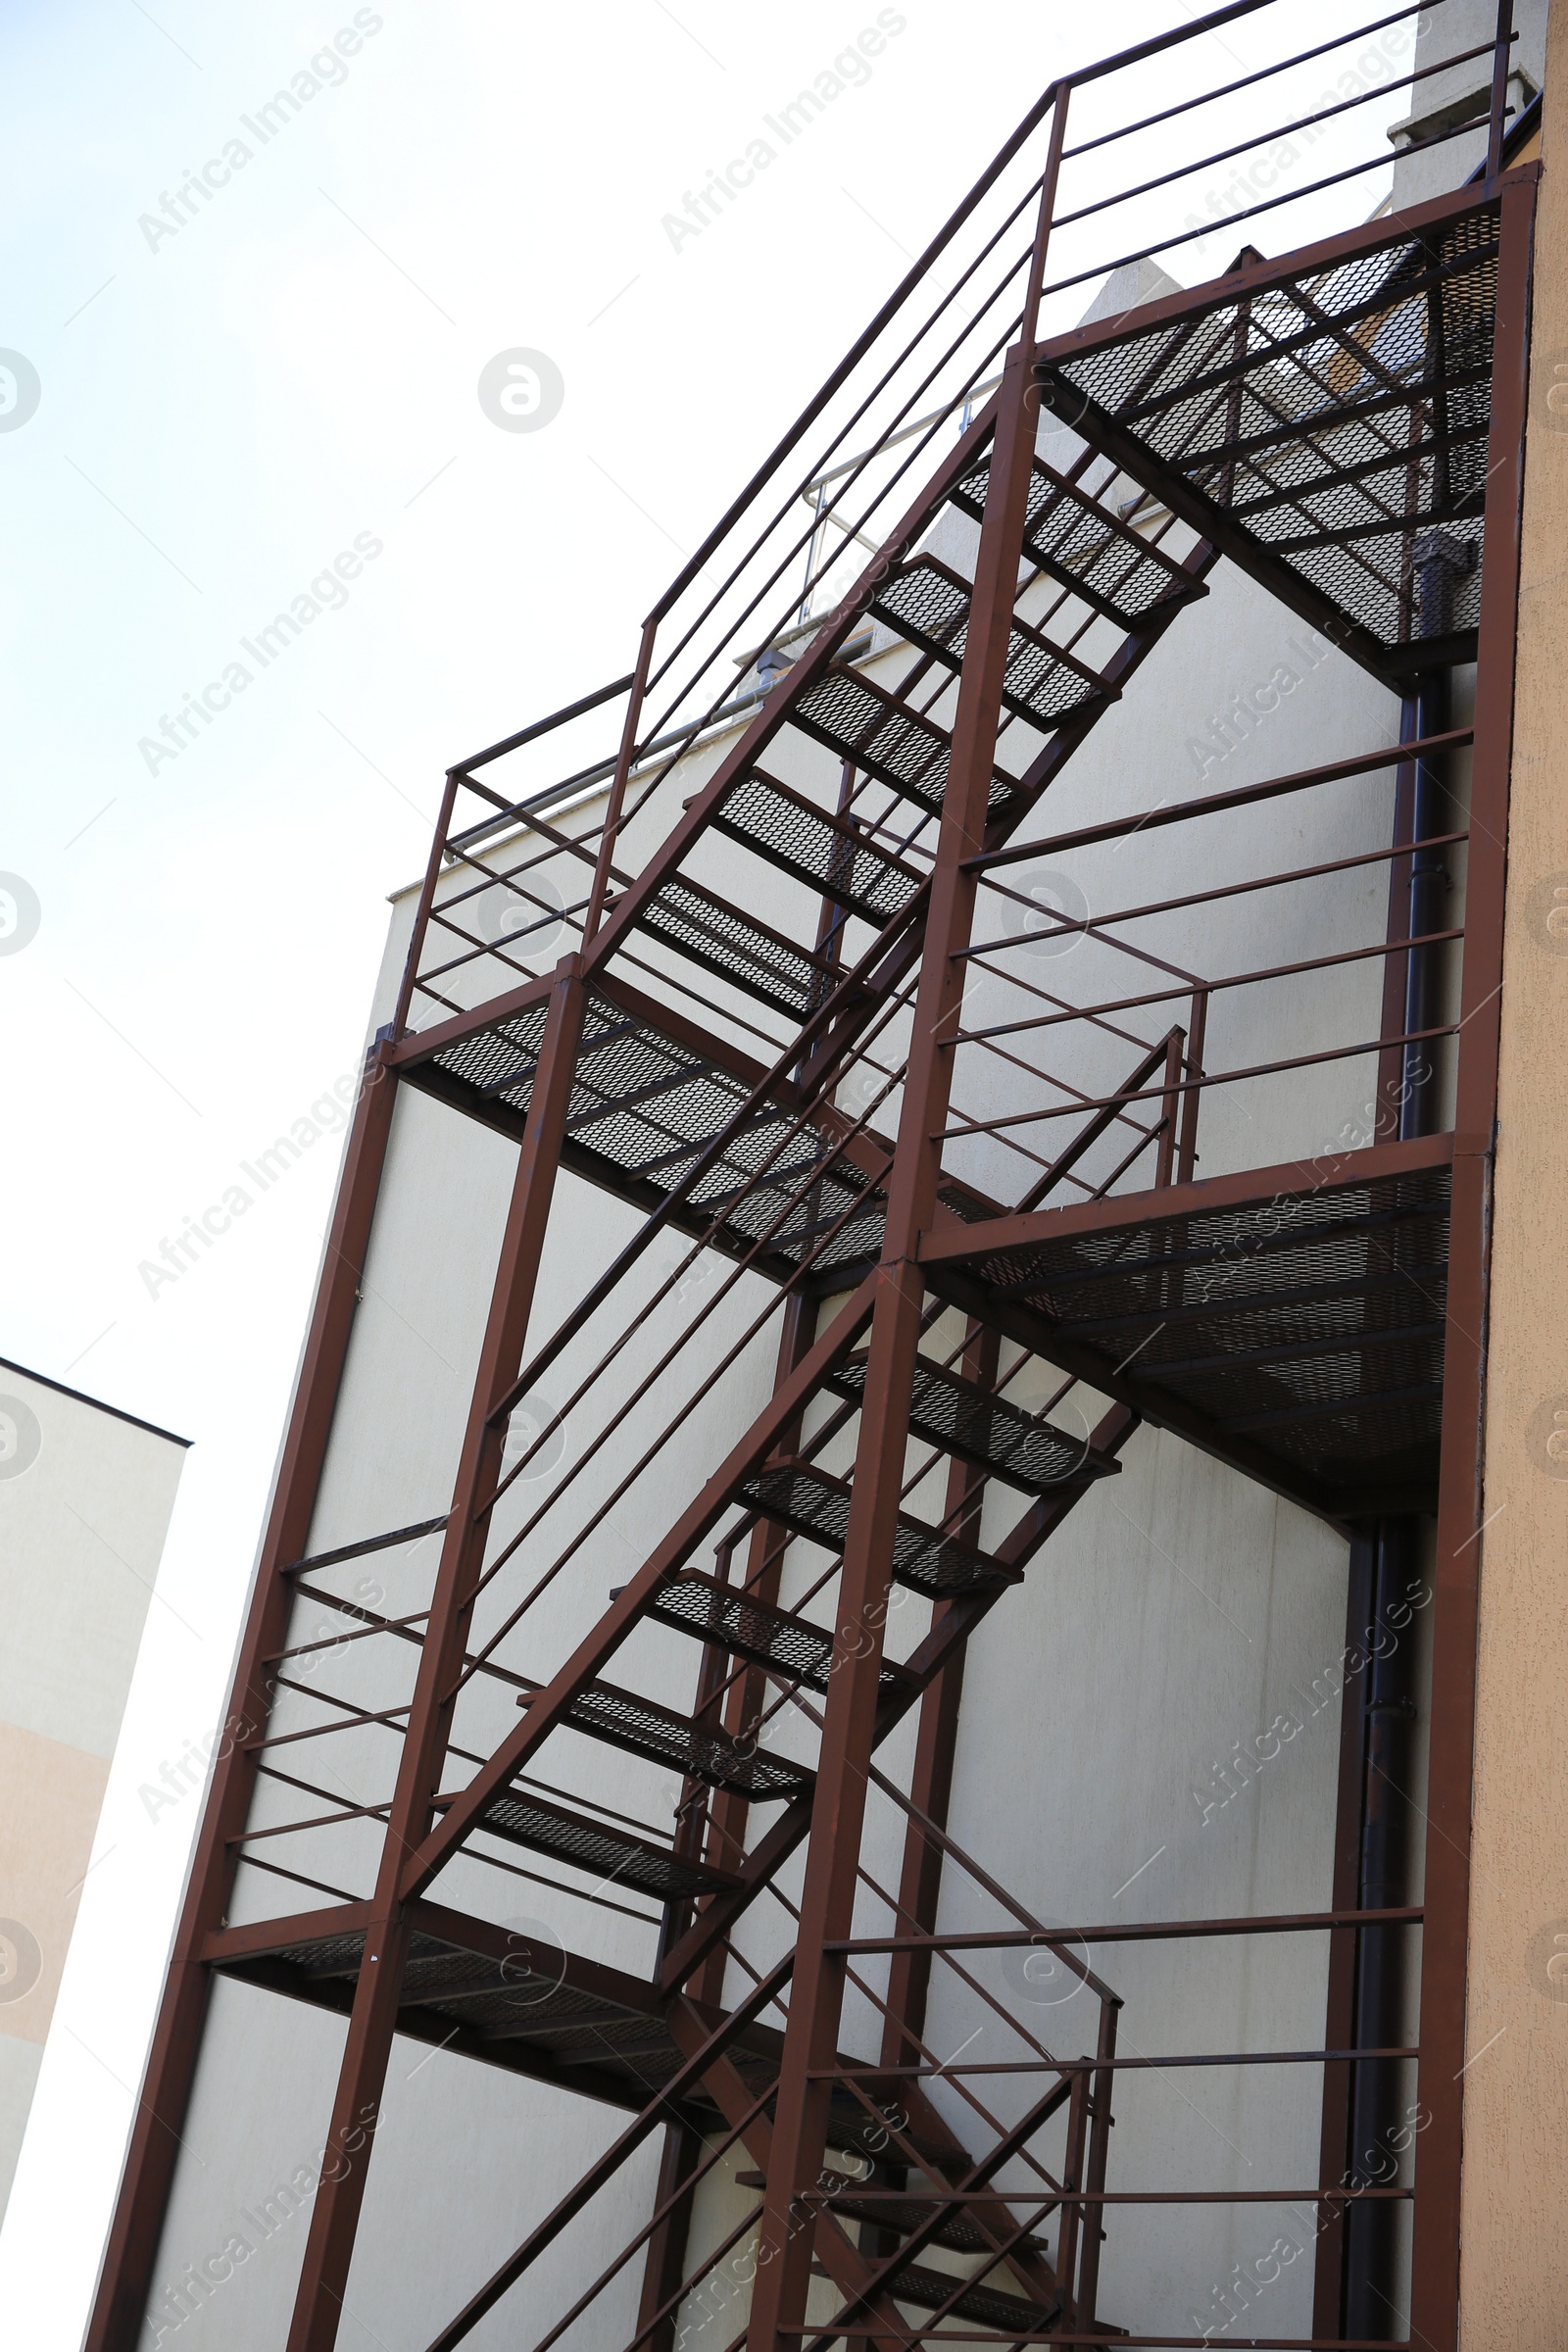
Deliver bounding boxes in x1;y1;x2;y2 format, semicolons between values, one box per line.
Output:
88;10;1534;2352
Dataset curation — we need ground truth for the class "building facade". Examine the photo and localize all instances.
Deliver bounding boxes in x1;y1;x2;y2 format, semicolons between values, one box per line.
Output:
0;1358;186;2225
84;4;1567;2348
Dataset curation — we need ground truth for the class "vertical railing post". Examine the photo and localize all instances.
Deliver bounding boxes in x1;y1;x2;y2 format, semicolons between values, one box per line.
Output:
1176;988;1206;1184
1055;2061;1092;2328
1485;0;1516;180
1075;1996;1118;2335
583;618;657;946
1154;1027;1184;1190
391;769;462;1040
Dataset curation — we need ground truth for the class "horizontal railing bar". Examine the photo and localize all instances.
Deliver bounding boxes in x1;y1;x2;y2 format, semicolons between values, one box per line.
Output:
1033;108;1502;312
1060;0;1451;160
969;737;1470;870
1053;37;1499;237
803;2186;1412;2204
956;922;1464;1053
812;2046;1419;2077
780;2324;1419;2342
965;827;1469;964
452;672;636;778
1062;0;1278;91
828;1905;1422;1951
937;1015;1457;1144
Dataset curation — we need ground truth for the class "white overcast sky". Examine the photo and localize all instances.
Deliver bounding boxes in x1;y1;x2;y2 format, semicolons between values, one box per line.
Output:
0;0;1403;2336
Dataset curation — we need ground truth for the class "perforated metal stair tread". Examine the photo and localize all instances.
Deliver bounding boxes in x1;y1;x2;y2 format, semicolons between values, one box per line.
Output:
463;1787;740;1900
421;989;892;1279
710;768;928;926
637;869;848;1016
742;1459;1022;1597
871;553;1113;728
952;455;1203;629
648;1567;920;1698
829;1350;1118;1493
517;1678;814;1802
791;664;1024;823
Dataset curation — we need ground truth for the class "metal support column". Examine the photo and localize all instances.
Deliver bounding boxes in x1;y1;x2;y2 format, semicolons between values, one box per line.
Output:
877;1321;999;2079
744;95;1070;2340
283;961;587;2352
1408;166;1534;2351
83;1041;401;2352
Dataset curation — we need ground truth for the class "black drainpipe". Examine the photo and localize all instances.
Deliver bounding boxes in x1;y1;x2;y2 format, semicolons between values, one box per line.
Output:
1344;529;1460;2328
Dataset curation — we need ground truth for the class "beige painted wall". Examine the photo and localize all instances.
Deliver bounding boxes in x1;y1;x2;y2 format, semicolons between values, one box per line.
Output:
0;1362;186;2221
1458;4;1568;2339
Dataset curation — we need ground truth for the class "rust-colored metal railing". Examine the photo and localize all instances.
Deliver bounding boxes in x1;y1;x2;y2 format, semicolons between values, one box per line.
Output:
84;10;1530;2352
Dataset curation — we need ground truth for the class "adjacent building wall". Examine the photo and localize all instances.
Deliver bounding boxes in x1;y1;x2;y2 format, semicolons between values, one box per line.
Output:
0;1359;186;2224
1457;0;1568;2336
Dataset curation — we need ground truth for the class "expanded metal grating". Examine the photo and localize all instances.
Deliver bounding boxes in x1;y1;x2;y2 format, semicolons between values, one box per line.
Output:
953;455;1200;628
829;1350;1114;1493
792;665;1023;822
871;554;1110;729
1039;205;1500;652
650;1567;915;1697
538;1675;815;1802
639;871;838;1015
964;1167;1451;1494
479;1788;735;1899
743;1459;1021;1598
425;990;892;1277
712;768;928;925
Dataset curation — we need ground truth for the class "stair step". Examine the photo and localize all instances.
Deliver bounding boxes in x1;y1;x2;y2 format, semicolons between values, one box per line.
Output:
470;1788;738;1901
953;455;1203;631
711;768;927;927
829;1352;1121;1494
637;870;846;1016
738;2172;1053;2266
649;1568;921;1698
871;553;1112;729
741;1459;1022;1598
791;664;1022;824
517;1679;814;1802
810;2255;1060;2331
